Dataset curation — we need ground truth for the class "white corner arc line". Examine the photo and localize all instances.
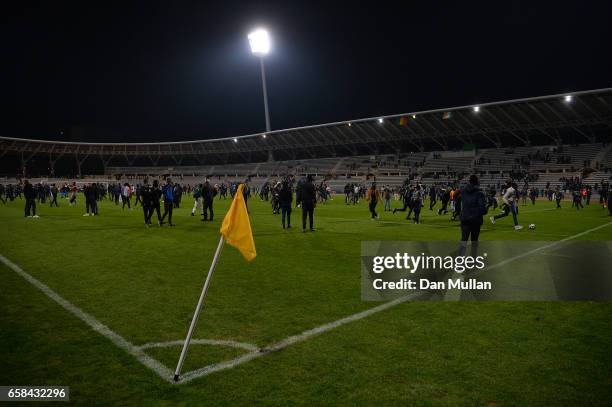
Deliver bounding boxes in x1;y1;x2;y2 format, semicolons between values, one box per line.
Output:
178;292;422;384
0;254;174;383
138;339;259;352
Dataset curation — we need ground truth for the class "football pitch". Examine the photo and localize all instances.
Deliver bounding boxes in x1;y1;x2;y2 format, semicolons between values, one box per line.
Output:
1;194;611;405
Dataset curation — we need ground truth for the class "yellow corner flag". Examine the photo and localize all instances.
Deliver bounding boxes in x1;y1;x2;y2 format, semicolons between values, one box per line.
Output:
220;184;257;262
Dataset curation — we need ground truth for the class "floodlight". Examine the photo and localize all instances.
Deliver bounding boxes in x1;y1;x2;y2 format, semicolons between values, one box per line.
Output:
262;134;267;139
473;106;480;112
412;114;416;119
248;29;270;55
565;95;572;102
378;118;384;123
348;122;352;127
233;138;238;143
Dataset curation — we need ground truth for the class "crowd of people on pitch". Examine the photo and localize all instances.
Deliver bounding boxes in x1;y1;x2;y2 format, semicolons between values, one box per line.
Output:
247;176;325;232
339;177;612;231
357;175;612;245
4;173;612;240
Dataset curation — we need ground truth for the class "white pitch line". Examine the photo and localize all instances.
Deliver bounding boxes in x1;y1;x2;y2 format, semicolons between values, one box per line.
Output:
484;221;612;272
138;338;259;352
178;292;422;384
0;254;174;383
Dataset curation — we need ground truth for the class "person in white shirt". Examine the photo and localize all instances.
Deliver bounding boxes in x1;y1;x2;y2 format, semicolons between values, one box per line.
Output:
122;183;132;210
490;181;522;230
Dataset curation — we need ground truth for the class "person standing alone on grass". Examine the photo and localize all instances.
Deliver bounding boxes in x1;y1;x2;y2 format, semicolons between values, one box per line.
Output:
202;180;215;222
299;175;316;232
89;183;99;215
460;175;487;250
160;178;175;226
367;182;381;220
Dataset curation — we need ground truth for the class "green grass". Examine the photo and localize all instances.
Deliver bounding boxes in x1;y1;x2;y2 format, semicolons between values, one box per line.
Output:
1;194;611;406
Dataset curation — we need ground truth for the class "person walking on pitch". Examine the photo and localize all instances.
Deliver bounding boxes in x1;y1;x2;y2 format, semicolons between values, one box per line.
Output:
367;182;381;220
160;178;175;226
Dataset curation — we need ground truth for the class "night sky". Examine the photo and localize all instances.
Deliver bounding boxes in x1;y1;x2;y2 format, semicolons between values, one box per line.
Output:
3;1;611;143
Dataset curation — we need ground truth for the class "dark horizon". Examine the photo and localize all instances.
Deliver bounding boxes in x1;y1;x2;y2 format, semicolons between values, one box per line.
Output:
3;1;611;143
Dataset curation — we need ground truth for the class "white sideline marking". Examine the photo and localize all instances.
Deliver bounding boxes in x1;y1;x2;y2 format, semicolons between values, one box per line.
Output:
2;221;610;385
0;254;174;383
138;338;259;352
484;221;612;272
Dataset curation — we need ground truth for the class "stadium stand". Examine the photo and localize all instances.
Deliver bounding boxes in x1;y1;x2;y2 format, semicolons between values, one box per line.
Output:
1;88;611;193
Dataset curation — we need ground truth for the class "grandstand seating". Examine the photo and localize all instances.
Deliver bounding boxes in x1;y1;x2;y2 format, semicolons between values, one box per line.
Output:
4;143;611;196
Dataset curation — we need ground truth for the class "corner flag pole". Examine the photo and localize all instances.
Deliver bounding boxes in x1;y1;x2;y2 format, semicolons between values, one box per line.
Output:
173;236;225;382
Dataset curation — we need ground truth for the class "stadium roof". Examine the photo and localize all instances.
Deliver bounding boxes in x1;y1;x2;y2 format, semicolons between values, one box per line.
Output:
2;88;611;166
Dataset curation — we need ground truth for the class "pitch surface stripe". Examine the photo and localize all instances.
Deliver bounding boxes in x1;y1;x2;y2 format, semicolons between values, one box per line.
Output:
0;254;175;383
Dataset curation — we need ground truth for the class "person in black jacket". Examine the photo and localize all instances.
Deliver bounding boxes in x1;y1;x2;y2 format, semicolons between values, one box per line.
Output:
460;175;487;244
148;179;163;226
279;179;293;229
49;184;59;207
90;183;99;215
83;183;99;216
298;175;316;232
202;180;215;221
140;179;153;227
438;187;451;215
23;180;38;218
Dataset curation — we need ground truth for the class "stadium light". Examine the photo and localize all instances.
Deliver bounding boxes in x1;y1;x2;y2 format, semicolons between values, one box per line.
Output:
248;29;270;55
473;106;480;112
249;28;272;133
378;118;384;123
565;95;573;102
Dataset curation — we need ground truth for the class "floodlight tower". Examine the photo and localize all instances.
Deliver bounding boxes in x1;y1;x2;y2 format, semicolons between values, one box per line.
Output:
248;28;272;133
